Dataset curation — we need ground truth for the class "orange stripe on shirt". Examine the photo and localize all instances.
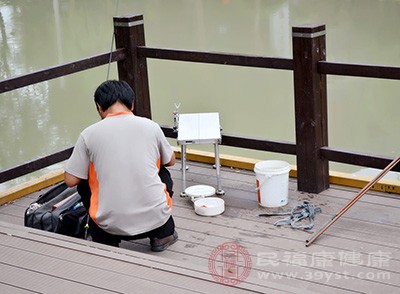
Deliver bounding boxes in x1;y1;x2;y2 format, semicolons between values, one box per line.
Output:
88;162;100;225
156;158;161;170
164;183;172;208
157;157;172;209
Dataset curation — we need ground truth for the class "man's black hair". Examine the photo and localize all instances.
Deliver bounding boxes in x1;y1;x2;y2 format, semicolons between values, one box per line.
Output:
94;80;135;111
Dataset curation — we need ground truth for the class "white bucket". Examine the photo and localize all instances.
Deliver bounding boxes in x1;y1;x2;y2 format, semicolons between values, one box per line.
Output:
254;160;290;207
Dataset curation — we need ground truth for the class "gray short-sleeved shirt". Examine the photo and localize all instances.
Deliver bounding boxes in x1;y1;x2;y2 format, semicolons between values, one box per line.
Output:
65;112;174;236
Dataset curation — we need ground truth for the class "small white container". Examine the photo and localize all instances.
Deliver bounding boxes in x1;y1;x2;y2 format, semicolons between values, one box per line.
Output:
194;197;225;216
184;185;225;216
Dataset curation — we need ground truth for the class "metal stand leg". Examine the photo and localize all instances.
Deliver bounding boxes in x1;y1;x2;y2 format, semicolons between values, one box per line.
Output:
180;144;187;197
214;143;225;195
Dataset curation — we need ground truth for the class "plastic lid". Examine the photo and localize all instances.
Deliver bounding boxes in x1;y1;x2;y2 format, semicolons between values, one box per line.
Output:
184;185;216;198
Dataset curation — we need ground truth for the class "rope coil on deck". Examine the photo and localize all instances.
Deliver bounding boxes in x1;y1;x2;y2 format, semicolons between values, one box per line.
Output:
259;201;321;230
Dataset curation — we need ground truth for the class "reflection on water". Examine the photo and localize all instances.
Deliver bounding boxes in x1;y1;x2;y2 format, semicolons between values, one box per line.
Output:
0;0;400;190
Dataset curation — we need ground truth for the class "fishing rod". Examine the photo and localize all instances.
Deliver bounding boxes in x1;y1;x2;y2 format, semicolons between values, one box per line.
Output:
306;155;400;247
106;0;120;80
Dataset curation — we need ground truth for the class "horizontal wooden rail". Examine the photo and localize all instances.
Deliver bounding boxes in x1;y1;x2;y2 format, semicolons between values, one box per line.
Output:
318;61;400;80
138;47;400;81
161;126;296;155
221;134;296;154
0;147;73;184
138;46;294;70
0;49;127;94
0;127;295;184
320;147;400;171
4;127;400;185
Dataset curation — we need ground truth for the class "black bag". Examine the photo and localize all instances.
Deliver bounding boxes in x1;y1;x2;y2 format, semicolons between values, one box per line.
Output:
24;182;89;238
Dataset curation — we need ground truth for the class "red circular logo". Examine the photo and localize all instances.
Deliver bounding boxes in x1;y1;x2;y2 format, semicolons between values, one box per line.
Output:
208;242;252;285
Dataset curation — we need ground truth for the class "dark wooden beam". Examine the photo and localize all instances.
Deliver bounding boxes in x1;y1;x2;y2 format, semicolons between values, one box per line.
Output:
220;134;296;155
0;147;73;184
0;49;126;94
292;24;329;193
114;15;151;119
320;147;400;172
160;126;296;155
138;46;293;70
318;61;400;80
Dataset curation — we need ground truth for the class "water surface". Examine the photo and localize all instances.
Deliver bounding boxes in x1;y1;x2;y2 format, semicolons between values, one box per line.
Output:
1;0;399;189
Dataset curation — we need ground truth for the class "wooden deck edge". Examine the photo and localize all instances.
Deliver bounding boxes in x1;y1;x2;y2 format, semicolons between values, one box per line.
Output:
1;148;399;205
174;147;400;195
0;169;64;205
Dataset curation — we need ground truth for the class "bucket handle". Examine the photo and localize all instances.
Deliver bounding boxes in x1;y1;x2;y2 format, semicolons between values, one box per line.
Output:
255;175;272;191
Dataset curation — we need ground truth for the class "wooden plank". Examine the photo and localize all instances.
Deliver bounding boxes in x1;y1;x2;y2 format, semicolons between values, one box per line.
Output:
171;167;400;251
174;193;400;248
172;187;400;251
0;244;200;294
173;201;400;260
318;185;400;209
167;212;400;293
0;222;267;294
0;263;117;294
2;160;400;293
0;280;36;294
126;216;395;293
157;183;400;292
0;213;22;224
173;192;400;257
171;162;400;227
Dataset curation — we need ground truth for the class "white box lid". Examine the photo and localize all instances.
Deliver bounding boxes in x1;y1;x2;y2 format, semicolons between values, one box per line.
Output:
177;112;221;144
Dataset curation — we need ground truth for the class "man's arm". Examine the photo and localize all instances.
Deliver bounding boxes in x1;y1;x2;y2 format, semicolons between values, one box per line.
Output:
64;171;82;187
164;152;176;167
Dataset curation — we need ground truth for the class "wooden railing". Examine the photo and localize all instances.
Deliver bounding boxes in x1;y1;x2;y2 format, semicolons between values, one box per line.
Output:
1;15;400;193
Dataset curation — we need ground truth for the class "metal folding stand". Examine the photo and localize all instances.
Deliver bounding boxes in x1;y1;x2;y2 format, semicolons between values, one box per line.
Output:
177;112;225;197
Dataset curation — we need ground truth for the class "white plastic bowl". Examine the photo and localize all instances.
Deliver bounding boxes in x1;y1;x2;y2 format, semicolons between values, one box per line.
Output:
194;197;225;216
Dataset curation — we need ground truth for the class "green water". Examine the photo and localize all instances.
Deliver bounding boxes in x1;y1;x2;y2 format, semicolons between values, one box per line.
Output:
1;0;399;190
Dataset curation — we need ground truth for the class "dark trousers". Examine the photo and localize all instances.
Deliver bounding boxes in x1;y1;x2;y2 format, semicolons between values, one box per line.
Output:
89;215;175;246
78;166;174;246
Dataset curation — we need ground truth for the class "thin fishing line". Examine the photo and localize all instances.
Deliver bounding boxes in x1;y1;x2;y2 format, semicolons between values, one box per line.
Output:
106;0;119;80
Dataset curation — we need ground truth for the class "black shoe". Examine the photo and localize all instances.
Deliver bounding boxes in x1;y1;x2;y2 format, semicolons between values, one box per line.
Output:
150;231;178;252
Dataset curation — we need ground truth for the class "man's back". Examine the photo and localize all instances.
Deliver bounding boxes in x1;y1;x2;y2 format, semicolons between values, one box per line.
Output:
66;112;173;236
65;80;177;251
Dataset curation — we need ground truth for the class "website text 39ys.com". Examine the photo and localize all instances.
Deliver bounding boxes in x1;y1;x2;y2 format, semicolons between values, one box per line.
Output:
257;270;390;283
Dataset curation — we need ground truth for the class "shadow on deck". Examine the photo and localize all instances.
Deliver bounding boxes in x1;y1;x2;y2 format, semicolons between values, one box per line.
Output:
1;160;400;293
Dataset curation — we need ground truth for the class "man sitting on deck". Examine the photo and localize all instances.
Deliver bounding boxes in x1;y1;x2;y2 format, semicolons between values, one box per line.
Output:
64;80;178;252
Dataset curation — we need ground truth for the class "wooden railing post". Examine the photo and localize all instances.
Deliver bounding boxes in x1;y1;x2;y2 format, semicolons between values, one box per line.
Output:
292;24;329;193
113;15;151;118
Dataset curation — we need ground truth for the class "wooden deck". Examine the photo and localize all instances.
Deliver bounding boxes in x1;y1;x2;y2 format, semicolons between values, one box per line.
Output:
1;160;400;293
